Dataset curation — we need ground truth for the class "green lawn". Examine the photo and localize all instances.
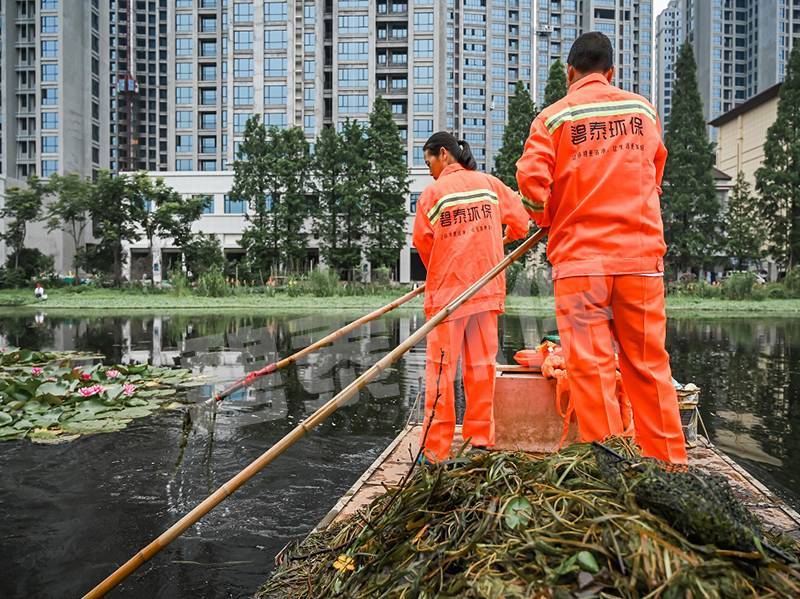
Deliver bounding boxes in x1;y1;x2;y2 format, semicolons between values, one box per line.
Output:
1;288;800;317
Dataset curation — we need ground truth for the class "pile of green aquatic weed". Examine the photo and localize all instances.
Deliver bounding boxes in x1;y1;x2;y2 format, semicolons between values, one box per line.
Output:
260;440;800;598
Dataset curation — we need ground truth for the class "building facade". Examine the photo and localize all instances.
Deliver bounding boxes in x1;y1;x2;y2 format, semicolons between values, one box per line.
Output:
656;0;799;130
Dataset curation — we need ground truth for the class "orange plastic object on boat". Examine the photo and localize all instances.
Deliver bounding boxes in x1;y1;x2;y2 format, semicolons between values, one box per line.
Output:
513;349;545;368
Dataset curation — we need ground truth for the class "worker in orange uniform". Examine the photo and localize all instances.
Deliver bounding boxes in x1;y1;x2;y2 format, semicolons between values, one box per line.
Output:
413;132;530;462
516;32;687;464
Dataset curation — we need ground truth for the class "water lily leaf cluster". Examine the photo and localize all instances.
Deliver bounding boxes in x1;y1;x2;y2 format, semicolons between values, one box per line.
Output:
260;440;800;598
0;346;102;367
0;360;199;443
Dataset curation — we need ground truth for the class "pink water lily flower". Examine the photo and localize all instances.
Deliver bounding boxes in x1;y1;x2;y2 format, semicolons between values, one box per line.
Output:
78;384;106;397
31;367;43;376
123;383;137;396
106;369;120;379
81;372;92;381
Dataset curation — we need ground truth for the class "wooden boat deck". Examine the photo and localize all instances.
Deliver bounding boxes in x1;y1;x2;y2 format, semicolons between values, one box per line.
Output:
315;425;800;540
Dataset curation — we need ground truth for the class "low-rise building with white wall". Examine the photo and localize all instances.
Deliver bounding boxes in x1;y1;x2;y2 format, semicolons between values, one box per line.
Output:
125;168;431;284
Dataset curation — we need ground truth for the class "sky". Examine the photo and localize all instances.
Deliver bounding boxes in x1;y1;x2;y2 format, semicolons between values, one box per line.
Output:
653;0;670;21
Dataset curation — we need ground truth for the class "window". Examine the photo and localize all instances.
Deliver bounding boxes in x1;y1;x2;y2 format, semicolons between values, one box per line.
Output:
264;29;287;49
413;119;433;138
234;2;254;21
338;15;369;33
304;114;315;135
176;38;193;56
338;94;368;114
304;60;315;80
41;0;58;9
176;159;193;171
414;39;433;58
304;32;315;52
264;84;287;105
200;88;217;105
41;112;58;130
41;64;58;82
413;93;433;112
201;64;217;81
414;65;433;85
41;136;58;153
176;14;192;32
200;136;217;154
176;63;193;80
265;57;287;77
234;30;254;51
414;11;434;31
234;85;254;105
264;112;287;128
41;16;58;33
234;58;253;77
304;87;315;108
338;68;368;87
224;195;247;214
409;193;420;214
200;16;217;33
176;135;193;152
413;146;425;166
41;40;58;57
200;112;217;129
233;113;251;133
176;111;192;128
200;40;217;57
175;87;193;105
41;160;59;177
338;41;368;61
197;195;215;213
264;1;288;21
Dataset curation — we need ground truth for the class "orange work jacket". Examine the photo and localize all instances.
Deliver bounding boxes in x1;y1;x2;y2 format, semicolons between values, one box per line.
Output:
516;73;668;280
412;163;530;320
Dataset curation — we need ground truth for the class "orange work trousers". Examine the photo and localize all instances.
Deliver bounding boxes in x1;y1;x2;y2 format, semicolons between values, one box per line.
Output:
554;275;687;464
421;310;498;461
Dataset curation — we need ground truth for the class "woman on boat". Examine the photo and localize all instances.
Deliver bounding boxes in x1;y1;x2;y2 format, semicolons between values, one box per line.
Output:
412;132;530;462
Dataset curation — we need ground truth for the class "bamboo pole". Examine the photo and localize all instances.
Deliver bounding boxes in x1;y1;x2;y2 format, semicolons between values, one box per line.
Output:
205;285;425;404
82;228;545;599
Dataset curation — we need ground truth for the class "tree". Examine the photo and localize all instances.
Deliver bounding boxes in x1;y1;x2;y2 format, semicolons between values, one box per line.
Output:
232;117;311;278
183;233;225;277
662;41;720;275
89;170;143;285
129;173;205;279
364;97;410;272
725;172;762;269
756;43;800;269
543;60;567;108
312;121;369;277
494;81;537;189
43;173;93;281
0;176;45;270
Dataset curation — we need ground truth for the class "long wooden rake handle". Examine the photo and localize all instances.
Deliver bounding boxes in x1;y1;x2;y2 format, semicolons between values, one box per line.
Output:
82;228;545;598
208;285;425;404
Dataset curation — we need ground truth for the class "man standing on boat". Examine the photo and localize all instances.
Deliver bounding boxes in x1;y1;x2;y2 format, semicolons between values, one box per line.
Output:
516;32;687;464
413;132;530;462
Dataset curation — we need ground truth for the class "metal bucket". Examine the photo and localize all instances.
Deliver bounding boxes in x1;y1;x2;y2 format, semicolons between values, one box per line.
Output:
677;384;700;447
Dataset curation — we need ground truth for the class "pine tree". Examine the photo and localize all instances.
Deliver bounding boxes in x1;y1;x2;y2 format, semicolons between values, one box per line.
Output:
756;43;800;269
494;81;537;189
311;125;343;273
543;60;567;108
662;41;720;274
725;171;762;269
365;97;410;273
273;127;312;272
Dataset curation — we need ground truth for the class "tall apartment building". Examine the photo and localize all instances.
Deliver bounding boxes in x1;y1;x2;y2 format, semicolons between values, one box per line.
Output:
534;0;654;104
655;0;683;127
656;0;800;130
0;0;110;181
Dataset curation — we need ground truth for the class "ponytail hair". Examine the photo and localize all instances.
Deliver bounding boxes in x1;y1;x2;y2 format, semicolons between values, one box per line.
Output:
423;131;478;171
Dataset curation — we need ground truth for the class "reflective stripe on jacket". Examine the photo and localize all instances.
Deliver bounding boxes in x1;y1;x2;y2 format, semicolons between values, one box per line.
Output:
515;73;668;280
412;163;530;320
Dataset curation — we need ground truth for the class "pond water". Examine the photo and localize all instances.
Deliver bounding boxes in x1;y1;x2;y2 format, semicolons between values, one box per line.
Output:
1;311;798;599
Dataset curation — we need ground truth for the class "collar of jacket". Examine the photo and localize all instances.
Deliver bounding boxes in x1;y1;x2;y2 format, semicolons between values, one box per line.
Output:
568;72;610;94
440;163;465;178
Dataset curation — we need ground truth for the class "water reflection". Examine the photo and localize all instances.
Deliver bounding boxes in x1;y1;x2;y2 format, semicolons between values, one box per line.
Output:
0;312;798;599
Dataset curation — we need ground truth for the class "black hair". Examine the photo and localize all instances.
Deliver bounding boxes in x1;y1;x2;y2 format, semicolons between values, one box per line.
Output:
423;131;478;171
567;32;614;73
